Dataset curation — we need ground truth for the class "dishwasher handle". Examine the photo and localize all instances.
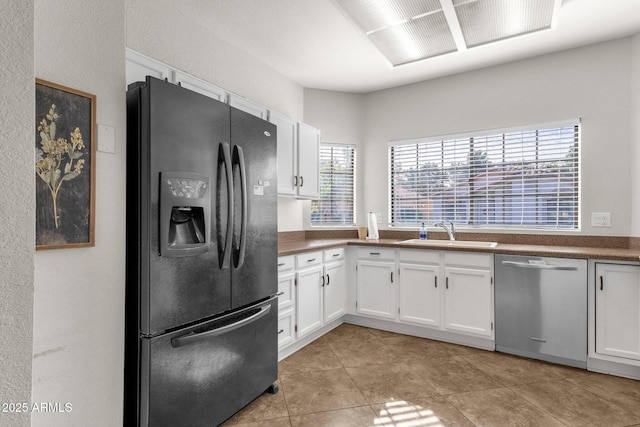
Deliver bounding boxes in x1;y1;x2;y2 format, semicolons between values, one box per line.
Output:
500;260;578;271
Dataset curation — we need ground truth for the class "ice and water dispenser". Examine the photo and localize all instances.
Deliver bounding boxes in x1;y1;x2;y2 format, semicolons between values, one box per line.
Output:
159;171;210;257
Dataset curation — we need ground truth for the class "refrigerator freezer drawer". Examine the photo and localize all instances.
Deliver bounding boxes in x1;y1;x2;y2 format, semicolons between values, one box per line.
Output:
139;299;277;427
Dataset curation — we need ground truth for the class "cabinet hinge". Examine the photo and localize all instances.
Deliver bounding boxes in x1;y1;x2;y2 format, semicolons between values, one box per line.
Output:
295;325;298;332
355;301;358;308
398;307;400;314
491;276;493;285
295;278;297;286
491;322;494;331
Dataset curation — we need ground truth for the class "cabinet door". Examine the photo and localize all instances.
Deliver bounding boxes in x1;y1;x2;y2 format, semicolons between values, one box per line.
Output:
296;122;320;199
296;266;324;338
399;263;440;327
356;260;396;319
324;261;346;323
125;49;172;87
596;263;640;361
174;71;227;102
444;267;493;338
270;111;298;196
278;308;295;350
278;271;295;311
228;94;268;119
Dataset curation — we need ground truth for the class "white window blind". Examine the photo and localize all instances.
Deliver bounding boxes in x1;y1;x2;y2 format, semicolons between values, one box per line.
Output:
389;121;580;229
311;144;356;226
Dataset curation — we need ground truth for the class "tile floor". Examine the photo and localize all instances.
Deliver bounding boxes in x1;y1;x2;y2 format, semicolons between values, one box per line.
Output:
223;324;640;427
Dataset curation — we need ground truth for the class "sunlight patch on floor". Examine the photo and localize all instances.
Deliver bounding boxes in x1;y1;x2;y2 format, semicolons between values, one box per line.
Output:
374;400;443;427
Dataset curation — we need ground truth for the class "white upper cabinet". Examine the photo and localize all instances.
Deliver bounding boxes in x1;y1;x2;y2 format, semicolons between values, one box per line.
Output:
296;122;321;199
270;113;321;199
228;94;268;119
125;50;321;199
173;71;227;103
125;49;172;87
270;111;298;196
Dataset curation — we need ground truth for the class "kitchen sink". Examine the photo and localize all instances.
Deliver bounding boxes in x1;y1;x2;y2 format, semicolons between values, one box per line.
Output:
398;239;498;248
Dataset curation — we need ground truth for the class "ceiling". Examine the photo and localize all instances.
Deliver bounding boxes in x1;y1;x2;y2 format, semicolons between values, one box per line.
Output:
177;0;640;93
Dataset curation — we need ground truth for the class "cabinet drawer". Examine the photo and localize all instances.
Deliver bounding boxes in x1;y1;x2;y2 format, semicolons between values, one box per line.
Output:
444;252;492;269
278;256;295;272
278;308;295;350
398;249;439;264
296;251;323;269
277;271;295;310
324;247;344;262
357;247;395;260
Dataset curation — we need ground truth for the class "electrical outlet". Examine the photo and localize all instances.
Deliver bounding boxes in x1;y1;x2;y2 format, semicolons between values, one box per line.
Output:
591;212;611;227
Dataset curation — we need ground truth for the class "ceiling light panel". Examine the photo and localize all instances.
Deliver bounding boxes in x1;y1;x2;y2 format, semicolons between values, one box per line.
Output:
338;0;443;33
368;12;457;65
454;0;558;47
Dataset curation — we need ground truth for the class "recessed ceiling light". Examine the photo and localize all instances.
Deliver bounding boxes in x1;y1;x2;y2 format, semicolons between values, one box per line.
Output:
336;0;561;66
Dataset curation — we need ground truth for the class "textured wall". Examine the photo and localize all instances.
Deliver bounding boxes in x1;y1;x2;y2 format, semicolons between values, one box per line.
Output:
0;0;35;426
32;0;126;426
361;39;634;235
631;34;640;237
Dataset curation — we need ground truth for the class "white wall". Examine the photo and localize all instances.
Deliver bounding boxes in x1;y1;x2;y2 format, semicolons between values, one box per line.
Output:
631;33;640;237
125;0;306;232
358;38;634;235
0;1;34;426
303;89;366;228
32;1;126;426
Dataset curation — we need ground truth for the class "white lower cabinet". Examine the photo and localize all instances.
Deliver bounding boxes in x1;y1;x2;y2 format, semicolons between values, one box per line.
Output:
277;256;296;350
324;248;346;323
277;248;347;353
295;252;324;339
356;248;494;341
277;308;295;349
443;252;494;339
356;248;397;319
398;250;441;327
595;263;640;361
444;266;493;337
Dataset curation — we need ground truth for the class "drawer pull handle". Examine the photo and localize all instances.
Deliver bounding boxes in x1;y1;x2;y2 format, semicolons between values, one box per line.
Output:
278;329;284;334
531;337;546;343
307;258;316;262
278;263;285;267
332;253;340;257
370;252;380;256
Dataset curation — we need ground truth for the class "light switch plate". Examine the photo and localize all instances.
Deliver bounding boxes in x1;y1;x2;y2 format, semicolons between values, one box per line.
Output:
591;212;611;227
98;124;116;154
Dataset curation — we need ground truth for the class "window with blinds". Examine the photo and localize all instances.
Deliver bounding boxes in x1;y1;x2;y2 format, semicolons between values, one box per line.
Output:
389;121;580;229
311;144;356;226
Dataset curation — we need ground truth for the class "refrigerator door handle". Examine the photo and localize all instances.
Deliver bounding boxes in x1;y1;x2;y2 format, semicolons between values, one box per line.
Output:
220;142;234;270
232;145;247;269
171;303;271;348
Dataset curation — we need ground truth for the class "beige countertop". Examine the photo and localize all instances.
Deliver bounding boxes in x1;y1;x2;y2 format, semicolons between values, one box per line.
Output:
278;237;640;262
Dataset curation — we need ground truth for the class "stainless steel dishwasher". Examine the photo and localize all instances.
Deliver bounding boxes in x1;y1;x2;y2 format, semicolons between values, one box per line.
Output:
495;254;587;368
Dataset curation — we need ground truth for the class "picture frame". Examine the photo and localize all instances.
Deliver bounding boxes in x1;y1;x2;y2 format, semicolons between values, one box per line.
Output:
35;79;96;249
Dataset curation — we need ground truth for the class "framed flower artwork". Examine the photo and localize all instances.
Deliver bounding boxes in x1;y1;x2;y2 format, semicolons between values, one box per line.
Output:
35;79;96;249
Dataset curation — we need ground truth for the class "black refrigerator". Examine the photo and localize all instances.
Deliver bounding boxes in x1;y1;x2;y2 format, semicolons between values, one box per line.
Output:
124;76;278;427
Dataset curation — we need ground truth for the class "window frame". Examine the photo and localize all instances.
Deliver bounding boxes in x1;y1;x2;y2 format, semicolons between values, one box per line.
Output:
388;119;581;231
310;143;357;227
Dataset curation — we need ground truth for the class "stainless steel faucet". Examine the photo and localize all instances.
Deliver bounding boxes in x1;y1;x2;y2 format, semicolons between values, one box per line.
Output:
435;220;456;240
